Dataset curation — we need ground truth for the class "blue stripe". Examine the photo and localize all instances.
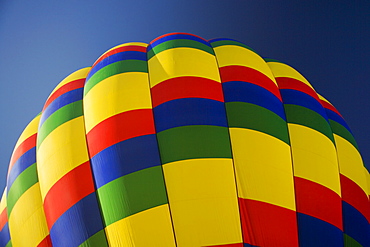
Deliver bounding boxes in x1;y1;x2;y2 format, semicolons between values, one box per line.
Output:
91;134;161;188
209;38;241;43
342;201;370;247
297;213;343;247
87;51;147;81
222;81;286;121
40;88;83;126
49;192;107;247
153;98;228;132
0;223;10;247
243;244;259;247
7;147;36;190
148;33;211;51
280;89;329;122
325;109;353;134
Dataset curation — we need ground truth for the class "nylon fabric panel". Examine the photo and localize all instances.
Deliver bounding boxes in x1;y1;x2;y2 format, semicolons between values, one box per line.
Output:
11;115;39;153
148;47;221;87
150;76;224;107
229;128;295;210
342;201;370;246
268;61;344;246
8;184;49;247
6;115;51;247
148;33;242;246
266;62;312;89
37;117;90;196
92;42;147;67
320;95;370;246
0;190;11;247
104;205;175;247
288;124;341;194
239;198;299;247
162;159;242;246
84;42;175;246
212;45;276;84
297;213;344;247
37;68;107;246
335;135;369;195
47;69;90;101
83;72;152;132
0;191;7;231
340;175;370;224
212;39;298;246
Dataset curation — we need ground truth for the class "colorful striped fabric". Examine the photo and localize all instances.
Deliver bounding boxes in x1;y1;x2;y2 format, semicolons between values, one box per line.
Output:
148;33;243;246
0;190;10;247
37;68;108;247
267;60;343;246
84;42;175;246
211;39;298;246
319;95;370;246
6;114;51;247
0;33;368;247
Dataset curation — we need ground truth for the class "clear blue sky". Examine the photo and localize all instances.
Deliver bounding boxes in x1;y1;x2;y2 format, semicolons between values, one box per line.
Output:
0;0;369;191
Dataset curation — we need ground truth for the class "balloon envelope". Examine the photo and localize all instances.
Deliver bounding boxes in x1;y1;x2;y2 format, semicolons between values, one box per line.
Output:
0;33;369;247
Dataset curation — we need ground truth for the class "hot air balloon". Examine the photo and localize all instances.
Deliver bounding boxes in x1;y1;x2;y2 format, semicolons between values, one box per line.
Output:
0;32;368;247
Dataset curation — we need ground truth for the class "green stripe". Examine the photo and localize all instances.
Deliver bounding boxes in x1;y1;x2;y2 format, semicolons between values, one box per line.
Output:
157;125;232;164
84;60;148;95
7;163;38;215
79;229;108;247
344;233;362;247
37;101;83;148
147;39;215;60
330;120;359;151
225;102;290;145
264;58;281;63
284;104;335;143
5;241;12;247
210;40;258;54
97;166;168;226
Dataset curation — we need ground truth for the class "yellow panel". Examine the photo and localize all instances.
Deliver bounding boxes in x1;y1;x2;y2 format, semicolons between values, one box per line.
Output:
105;205;176;247
84;72;152;132
93;42;148;64
8;183;49;247
37;117;89;197
0;188;6;212
48;67;90;98
213;45;277;84
229;128;296;210
267;62;314;89
288;124;341;195
13;115;41;152
335;134;369;194
148;47;221;87
163;158;243;246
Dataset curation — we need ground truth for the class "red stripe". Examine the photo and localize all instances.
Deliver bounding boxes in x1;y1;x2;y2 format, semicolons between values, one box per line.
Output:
150;76;224;107
8;134;37;174
219;66;282;101
149;32;208;45
320;99;343;118
340;174;370;222
92;45;147;67
87;109;156;157
43;78;85;110
0;208;7;230
275;77;320;101
37;235;52;247
239;198;299;247
294;177;343;230
43;161;95;229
